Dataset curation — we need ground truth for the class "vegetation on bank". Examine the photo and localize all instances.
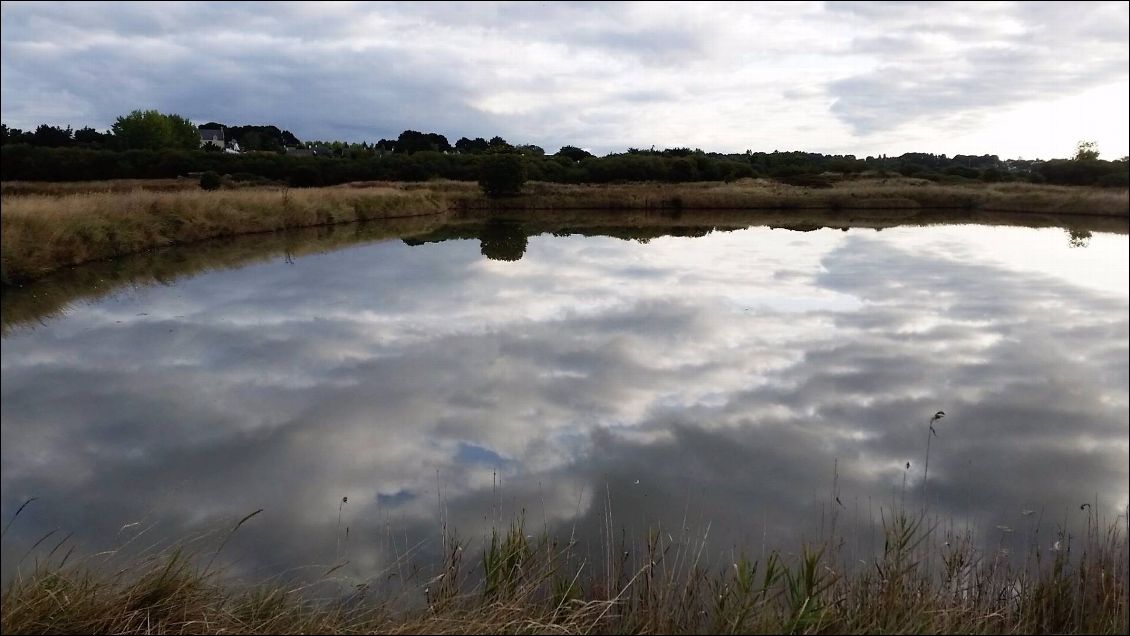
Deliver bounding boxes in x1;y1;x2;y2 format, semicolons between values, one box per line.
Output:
0;216;452;335
4;141;1128;189
2;508;1126;635
2;178;1127;285
4;116;1129;189
451;178;1130;214
0;186;446;284
5;206;1123;336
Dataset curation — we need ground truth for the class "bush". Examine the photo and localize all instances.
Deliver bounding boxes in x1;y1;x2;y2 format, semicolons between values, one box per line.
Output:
229;172;264;182
944;166;980;179
288;165;323;188
775;173;834;188
980;167;1003;182
199;171;221;191
478;153;527;197
667;158;698;182
1096;172;1129;188
1040;159;1127;186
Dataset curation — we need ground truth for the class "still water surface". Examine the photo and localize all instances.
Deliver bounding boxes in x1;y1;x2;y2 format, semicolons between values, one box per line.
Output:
2;218;1127;582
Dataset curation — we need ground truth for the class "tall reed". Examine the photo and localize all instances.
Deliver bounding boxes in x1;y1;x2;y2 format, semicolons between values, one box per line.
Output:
3;498;1125;634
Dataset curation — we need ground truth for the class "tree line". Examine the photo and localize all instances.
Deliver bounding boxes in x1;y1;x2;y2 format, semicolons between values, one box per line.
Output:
2;111;1127;188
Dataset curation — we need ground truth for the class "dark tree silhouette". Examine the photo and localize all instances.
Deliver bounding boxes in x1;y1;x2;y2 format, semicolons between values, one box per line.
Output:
478;153;527;197
478;219;528;261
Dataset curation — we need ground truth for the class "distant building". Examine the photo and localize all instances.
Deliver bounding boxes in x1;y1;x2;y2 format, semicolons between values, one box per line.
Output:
224;139;241;154
199;127;224;149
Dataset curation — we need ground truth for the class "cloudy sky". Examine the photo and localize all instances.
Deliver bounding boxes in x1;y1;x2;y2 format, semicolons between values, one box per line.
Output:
1;1;1127;158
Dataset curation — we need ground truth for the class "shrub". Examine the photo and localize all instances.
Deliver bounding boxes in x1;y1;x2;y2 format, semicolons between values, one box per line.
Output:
199;171;221;191
288;165;323;188
1096;172;1129;188
478;153;527;197
776;173;834;188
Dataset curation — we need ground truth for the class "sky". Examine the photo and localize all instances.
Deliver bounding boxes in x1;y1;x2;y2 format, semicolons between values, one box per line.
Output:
1;1;1128;159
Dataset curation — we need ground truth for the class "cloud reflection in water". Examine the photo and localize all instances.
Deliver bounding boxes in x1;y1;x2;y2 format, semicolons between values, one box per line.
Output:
2;224;1126;582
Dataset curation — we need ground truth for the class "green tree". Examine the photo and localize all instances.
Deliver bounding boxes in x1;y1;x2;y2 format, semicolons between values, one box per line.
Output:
73;126;108;145
455;136;490;154
478;153;526;197
240;130;264;151
1074;140;1099;161
111;110;198;150
32;124;73;147
488;136;513;151
394;130;451;154
165;113;199;149
555;145;593;162
667;157;698;182
288;164;323;188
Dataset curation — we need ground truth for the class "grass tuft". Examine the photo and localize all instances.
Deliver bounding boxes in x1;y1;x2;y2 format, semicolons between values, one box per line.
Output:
3;507;1125;634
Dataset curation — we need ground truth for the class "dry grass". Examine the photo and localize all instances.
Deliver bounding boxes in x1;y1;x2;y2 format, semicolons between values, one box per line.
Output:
0;187;448;284
2;178;1125;284
2;507;1125;635
454;179;1130;216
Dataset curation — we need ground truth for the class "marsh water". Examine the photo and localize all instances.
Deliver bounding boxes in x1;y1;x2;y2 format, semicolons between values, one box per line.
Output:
2;211;1128;584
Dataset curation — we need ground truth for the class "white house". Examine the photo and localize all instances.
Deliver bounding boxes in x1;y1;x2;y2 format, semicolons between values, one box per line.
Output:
199;127;224;149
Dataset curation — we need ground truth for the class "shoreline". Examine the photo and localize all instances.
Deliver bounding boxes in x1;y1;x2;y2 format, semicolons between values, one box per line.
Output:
2;206;1125;335
2;178;1126;285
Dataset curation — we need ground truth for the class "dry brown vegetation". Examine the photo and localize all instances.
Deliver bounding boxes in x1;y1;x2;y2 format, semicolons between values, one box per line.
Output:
453;178;1130;216
0;186;447;284
2;178;1126;285
3;206;1123;336
0;216;449;335
2;508;1126;635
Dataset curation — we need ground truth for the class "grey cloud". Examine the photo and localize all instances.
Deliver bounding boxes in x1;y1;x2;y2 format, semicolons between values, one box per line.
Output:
376;1;707;64
3;27;504;143
0;1;701;148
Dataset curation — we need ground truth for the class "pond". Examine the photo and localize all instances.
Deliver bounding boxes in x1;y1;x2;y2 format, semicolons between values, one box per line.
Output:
2;211;1127;585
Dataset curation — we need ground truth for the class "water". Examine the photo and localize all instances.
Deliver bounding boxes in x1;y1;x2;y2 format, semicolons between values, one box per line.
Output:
2;213;1127;584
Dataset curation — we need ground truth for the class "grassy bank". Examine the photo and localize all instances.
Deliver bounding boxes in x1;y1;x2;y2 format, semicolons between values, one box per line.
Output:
0;186;447;284
2;178;1126;284
3;510;1126;634
448;179;1130;215
0;216;450;335
3;206;1123;334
